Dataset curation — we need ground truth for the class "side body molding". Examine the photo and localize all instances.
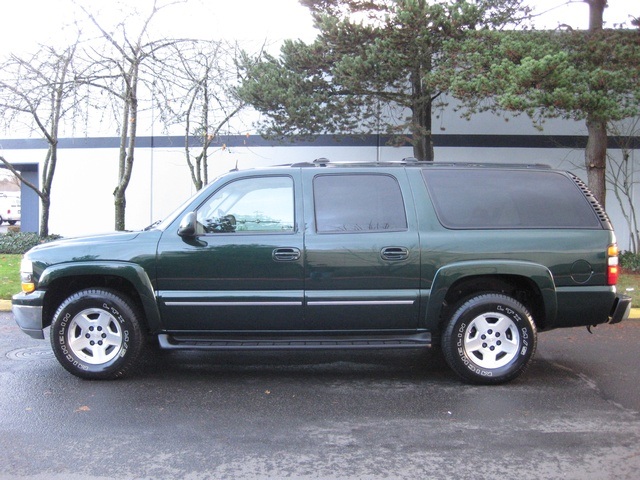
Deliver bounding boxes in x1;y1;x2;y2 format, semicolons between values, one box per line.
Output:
424;260;557;331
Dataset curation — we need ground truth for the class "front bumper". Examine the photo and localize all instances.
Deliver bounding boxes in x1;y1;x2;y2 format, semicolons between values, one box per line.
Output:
12;291;46;339
610;294;632;324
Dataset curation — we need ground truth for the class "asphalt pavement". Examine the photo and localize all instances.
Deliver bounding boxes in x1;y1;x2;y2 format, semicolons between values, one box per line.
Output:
1;311;640;480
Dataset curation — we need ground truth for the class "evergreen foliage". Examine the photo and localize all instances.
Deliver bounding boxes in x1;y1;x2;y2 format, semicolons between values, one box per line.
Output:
0;232;62;255
238;0;530;161
444;29;640;126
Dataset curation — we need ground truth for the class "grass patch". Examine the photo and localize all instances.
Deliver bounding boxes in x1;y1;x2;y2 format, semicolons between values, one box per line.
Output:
0;254;22;300
618;270;640;308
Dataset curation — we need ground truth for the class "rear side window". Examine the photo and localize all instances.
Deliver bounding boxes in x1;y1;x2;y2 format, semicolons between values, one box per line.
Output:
314;174;408;233
422;169;601;229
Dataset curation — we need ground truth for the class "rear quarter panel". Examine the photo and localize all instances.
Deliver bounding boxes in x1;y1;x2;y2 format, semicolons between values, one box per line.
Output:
406;168;615;330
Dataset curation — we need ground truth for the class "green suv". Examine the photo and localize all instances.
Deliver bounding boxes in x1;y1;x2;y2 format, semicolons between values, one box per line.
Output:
12;160;631;384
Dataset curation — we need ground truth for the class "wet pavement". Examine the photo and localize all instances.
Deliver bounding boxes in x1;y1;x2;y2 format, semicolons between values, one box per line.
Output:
1;311;639;479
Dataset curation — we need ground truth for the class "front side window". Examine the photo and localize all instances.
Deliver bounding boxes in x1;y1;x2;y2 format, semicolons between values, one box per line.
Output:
196;176;294;234
313;174;408;233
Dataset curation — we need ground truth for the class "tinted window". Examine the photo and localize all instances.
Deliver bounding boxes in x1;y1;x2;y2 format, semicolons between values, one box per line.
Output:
422;169;601;229
196;176;294;234
314;174;407;233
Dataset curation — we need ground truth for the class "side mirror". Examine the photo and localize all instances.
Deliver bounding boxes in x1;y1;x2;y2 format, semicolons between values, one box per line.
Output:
177;212;197;237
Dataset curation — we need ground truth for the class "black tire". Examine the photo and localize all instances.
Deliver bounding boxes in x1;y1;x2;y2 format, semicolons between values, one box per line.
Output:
50;289;146;380
441;293;537;385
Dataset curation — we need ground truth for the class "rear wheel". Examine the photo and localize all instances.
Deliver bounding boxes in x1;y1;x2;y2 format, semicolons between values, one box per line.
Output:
442;293;537;385
50;289;146;379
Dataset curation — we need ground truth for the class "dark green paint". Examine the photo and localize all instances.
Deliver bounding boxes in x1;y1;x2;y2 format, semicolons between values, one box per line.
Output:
12;163;626;341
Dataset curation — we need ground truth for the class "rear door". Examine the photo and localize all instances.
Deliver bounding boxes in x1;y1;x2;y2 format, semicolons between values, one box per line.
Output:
302;168;421;331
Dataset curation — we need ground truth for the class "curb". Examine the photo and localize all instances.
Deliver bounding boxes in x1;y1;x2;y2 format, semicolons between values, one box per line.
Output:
0;299;11;312
2;301;639;319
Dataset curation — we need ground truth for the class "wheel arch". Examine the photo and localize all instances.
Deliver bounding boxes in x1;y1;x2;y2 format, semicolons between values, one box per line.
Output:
425;260;557;333
38;262;161;333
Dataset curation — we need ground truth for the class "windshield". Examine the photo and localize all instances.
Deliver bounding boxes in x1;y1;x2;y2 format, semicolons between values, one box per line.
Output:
144;187;209;232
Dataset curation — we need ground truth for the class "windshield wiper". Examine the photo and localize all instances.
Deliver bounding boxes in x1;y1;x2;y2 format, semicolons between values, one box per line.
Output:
144;220;162;231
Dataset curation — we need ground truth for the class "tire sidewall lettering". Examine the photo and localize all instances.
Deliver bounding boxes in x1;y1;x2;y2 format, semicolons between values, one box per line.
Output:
50;289;143;379
104;302;125;324
456;319;496;377
497;304;522;324
443;294;538;384
101;301;131;358
59;302;129;370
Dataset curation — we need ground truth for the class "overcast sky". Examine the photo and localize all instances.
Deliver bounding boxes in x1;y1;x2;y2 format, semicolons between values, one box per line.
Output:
0;0;316;56
0;0;634;58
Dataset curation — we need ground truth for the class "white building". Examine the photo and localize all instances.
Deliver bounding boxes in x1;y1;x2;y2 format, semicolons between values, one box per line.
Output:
1;108;638;250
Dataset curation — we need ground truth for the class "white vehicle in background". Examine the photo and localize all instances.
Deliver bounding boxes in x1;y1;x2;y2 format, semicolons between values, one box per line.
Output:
0;193;20;225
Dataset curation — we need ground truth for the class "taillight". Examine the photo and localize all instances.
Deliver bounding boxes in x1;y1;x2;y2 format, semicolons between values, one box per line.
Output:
607;244;619;286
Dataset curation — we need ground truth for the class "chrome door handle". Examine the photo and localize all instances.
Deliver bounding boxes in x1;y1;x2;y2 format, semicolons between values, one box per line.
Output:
272;247;301;262
381;246;409;261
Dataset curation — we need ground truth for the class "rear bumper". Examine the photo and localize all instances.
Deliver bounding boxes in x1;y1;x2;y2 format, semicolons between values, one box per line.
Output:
609;294;632;324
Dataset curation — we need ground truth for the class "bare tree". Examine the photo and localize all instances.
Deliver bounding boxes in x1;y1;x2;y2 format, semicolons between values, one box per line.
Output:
80;1;184;230
156;40;248;190
0;40;85;236
607;119;640;254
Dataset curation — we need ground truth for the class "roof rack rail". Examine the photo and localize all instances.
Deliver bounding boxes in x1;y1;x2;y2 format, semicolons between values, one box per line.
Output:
289;158;331;167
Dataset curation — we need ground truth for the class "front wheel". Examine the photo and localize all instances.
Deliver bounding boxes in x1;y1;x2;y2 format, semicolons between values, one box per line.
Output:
441;293;537;385
50;289;146;379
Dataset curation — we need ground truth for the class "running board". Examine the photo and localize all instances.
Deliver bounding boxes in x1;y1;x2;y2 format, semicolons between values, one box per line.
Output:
157;333;432;351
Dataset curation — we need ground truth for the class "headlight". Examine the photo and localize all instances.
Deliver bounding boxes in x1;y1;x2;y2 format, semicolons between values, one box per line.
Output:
20;258;35;293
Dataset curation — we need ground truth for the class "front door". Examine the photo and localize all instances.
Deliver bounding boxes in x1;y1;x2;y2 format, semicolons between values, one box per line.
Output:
156;174;304;332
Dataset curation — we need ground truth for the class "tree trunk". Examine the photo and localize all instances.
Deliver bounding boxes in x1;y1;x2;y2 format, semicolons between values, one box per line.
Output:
114;66;138;232
38;145;57;237
585;115;608;206
585;0;606;30
114;100;129;231
114;190;126;231
584;0;608;206
39;197;50;237
411;68;434;162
